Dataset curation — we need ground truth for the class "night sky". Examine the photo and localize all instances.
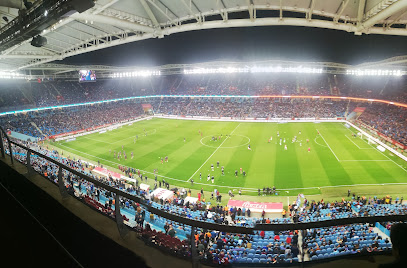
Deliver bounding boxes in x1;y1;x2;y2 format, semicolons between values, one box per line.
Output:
60;26;407;67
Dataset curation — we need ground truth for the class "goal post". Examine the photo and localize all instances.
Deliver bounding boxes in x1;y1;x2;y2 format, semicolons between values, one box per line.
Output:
358;131;376;145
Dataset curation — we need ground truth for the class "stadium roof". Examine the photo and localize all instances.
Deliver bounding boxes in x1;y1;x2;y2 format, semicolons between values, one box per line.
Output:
8;55;405;80
1;0;407;72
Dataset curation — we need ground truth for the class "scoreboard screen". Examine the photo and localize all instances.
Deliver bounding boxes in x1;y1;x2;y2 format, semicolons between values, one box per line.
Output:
79;70;96;82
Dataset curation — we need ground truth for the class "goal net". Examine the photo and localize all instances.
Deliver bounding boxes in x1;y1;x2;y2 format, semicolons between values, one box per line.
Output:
357;132;376;145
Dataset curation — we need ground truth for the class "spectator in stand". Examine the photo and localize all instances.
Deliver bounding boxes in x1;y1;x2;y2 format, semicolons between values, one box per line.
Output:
168;225;176;238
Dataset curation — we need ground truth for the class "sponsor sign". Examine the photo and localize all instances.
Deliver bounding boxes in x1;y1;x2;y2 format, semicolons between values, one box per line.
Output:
227;200;283;213
93;167;125;180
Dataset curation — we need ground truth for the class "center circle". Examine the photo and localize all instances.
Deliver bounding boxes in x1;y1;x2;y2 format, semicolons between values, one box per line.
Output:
200;134;251;149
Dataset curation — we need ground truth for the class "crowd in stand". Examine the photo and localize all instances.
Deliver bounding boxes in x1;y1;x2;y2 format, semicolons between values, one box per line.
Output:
303;223;391;261
0;74;406;111
1;73;407;265
4;138;406;265
290;194;406;224
7;138;407;228
0;95;406;147
358;103;407;146
155;98;348;119
0;100;145;137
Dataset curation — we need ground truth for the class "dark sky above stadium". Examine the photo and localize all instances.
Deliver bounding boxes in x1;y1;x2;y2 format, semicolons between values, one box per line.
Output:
61;26;407;67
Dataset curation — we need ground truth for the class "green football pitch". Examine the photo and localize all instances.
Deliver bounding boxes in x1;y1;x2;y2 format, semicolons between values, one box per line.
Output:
51;118;407;196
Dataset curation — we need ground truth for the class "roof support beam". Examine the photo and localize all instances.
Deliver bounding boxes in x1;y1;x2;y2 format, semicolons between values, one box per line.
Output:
0;9;17;18
154;0;179;21
307;0;317;21
15;16;407;70
247;0;255;21
180;0;202;24
280;0;283;20
357;0;367;23
80;22;112;35
0;55;54;59
191;0;202;14
44;43;66;51
71;13;155;33
146;0;179;26
386;9;407;28
39;46;60;54
46;36;75;47
92;0;121;14
334;0;350;23
53;30;84;42
216;0;228;22
357;0;407;31
139;0;161;28
1;0;120;56
218;0;226;9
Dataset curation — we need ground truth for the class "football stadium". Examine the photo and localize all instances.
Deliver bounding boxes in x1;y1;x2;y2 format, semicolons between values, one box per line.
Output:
1;1;407;268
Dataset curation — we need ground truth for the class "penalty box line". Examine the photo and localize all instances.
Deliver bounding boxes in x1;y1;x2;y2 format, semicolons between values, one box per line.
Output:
318;129;389;162
345;135;374;150
343;124;407;173
187;123;241;182
316;129;340;162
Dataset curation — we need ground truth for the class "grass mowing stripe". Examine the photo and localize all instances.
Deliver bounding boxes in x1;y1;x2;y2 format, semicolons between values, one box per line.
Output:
343;124;407;173
51;140;407;194
49;120;407;196
313;125;354;186
316;128;340;161
328;124;392;184
157;122;232;182
187;123;241;182
293;124;329;188
244;123;277;189
273;124;303;189
345;135;374;150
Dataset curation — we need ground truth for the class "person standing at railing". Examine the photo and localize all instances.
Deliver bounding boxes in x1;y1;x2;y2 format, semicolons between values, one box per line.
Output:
378;223;407;268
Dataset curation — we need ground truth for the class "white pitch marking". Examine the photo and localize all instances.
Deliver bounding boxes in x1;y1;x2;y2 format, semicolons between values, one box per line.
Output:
361;135;407;173
188;123;241;182
200;134;250;149
111;129;157;144
343;124;407;173
52;143;407;192
317;129;340;162
340;160;391;162
313;136;327;148
345;135;373;150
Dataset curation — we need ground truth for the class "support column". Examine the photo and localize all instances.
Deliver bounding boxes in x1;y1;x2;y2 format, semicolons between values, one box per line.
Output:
115;193;129;238
57;166;69;199
190;226;199;268
26;149;34;176
0;131;5;158
8;136;13;165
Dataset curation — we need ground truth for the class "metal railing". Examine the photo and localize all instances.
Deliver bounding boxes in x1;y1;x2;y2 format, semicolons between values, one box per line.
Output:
1;126;406;266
